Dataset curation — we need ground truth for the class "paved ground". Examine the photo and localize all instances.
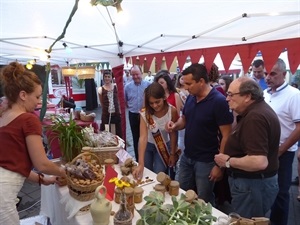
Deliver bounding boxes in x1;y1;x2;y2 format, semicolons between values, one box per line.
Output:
18;106;300;224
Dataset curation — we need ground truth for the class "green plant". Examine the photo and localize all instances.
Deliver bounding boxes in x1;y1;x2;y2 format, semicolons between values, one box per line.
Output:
73;76;85;89
136;191;216;225
49;115;85;162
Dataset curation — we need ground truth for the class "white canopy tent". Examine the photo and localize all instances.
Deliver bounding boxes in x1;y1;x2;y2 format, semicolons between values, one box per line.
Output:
0;0;299;72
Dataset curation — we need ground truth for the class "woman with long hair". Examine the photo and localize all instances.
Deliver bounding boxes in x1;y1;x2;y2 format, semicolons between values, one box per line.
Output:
154;70;182;116
132;82;178;180
0;62;66;224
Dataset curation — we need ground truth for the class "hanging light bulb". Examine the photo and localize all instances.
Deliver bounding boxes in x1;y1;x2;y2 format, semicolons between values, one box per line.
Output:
26;63;33;70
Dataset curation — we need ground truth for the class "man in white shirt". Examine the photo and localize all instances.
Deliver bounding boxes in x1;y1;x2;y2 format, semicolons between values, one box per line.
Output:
264;58;300;225
144;71;154;83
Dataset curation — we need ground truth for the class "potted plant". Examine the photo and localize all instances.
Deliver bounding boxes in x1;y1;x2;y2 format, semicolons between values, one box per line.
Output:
49;114;85;162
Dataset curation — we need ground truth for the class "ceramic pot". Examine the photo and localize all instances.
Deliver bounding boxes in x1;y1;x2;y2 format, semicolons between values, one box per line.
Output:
90;185;112;225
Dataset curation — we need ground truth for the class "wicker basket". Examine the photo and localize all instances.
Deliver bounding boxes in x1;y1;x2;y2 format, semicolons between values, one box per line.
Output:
82;145;119;164
80;114;95;122
66;152;104;201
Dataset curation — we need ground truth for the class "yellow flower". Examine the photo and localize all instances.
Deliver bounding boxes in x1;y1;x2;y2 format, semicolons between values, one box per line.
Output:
109;177;130;189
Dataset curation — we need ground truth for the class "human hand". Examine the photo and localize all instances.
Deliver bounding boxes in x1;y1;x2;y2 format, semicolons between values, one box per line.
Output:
209;166;224;182
165;121;175;133
168;155;176;167
41;176;57;186
214;153;230;168
132;165;144;180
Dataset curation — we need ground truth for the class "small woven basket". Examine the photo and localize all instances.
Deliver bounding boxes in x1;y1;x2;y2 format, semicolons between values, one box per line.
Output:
82;145;119;164
80;114;95;122
66;152;104;201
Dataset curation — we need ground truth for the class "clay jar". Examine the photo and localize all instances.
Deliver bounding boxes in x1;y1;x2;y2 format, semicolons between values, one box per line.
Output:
156;172;171;187
90;185;112;225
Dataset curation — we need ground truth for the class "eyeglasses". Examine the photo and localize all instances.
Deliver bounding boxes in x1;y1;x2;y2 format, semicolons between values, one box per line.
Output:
226;92;241;97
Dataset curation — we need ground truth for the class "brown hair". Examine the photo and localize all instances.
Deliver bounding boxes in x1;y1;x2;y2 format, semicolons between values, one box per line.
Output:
144;82;168;124
0;62;41;107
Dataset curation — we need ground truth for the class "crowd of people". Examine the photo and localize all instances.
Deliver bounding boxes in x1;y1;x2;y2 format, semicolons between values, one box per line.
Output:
1;58;299;224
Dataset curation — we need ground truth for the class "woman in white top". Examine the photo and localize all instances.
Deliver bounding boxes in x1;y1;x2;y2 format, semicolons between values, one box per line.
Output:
132;82;178;180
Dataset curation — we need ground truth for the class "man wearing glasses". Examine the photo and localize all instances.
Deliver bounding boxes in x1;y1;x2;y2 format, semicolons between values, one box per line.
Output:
215;77;280;218
252;59;268;90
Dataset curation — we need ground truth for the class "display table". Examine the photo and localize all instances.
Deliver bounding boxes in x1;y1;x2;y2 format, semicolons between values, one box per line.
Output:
40;165;227;225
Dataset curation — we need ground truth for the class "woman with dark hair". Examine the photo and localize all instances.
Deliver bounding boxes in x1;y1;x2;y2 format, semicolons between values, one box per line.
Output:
0;62;66;224
218;75;233;94
97;70;122;138
207;63;226;96
154;70;182;116
132;82;178;180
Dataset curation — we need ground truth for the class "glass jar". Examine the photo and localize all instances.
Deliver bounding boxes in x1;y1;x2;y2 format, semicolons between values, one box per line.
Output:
156;172;171;187
168;180;179;196
154;184;166;196
133;186;144;203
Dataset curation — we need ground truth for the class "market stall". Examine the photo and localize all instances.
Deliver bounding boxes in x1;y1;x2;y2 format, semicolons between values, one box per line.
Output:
40;165;227;225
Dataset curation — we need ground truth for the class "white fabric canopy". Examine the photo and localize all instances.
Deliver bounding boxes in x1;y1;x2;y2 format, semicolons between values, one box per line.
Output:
0;0;299;69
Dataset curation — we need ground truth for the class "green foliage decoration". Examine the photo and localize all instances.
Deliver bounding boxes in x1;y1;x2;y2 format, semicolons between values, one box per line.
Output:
136;191;216;225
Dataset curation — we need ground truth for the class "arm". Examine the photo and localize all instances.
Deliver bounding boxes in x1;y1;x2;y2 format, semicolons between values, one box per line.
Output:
132;116;148;180
169;106;179;167
165;114;186;133
27;171;62;185
98;87;104;107
218;124;232;153
209;124;232;181
174;92;182;117
278;122;300;156
214;153;268;172
26;135;66;178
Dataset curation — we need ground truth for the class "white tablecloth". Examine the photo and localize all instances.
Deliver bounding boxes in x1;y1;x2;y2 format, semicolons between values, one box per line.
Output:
40;166;227;225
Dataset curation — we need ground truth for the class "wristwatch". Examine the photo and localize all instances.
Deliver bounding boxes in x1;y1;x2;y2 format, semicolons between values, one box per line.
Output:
225;157;231;168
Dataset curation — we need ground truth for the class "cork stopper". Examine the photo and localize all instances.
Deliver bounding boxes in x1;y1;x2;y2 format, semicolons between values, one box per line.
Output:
154;184;166;192
185;189;197;203
156;172;167;183
134;186;144;194
169;180;179;187
104;158;115;165
124;187;134;195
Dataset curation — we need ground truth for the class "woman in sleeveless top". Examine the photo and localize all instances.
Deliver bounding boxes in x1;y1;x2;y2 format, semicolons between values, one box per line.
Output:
98;70;122;138
132;82;178;180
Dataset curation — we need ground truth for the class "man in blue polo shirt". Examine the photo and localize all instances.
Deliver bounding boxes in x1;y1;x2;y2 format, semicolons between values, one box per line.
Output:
166;63;233;204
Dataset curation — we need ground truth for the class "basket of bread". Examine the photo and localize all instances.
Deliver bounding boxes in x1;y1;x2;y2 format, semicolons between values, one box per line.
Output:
65;152;104;201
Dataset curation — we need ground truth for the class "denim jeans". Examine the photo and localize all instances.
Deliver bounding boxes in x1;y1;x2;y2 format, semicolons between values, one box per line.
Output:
270;151;295;225
178;153;215;204
144;142;170;175
228;174;278;218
